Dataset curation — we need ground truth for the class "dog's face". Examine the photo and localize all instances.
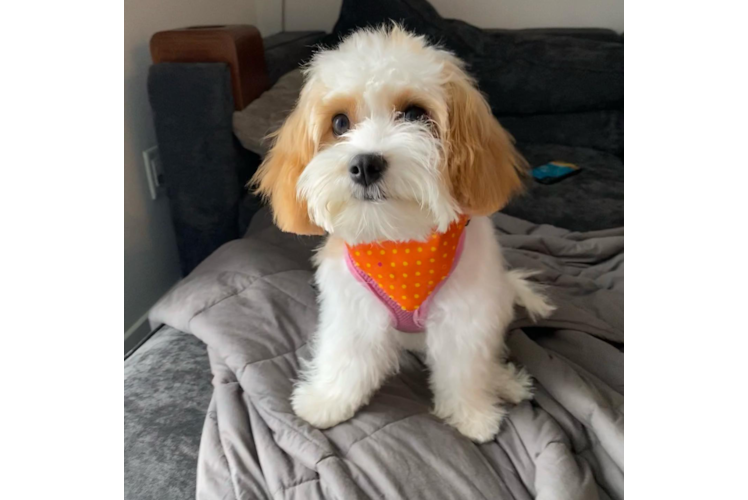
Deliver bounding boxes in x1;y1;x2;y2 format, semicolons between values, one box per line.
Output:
252;26;525;244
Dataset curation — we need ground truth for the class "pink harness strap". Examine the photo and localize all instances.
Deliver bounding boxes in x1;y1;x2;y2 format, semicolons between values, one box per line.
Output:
345;228;467;333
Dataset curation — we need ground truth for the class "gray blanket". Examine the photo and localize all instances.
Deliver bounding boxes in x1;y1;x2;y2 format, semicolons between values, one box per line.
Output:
150;210;623;500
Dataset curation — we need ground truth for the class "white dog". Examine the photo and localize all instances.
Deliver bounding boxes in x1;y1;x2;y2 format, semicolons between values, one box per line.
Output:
252;25;554;442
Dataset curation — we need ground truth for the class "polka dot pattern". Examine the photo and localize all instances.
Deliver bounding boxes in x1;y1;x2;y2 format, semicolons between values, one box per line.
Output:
347;215;468;312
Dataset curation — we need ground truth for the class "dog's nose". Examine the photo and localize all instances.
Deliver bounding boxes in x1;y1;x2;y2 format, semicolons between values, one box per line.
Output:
349;154;387;187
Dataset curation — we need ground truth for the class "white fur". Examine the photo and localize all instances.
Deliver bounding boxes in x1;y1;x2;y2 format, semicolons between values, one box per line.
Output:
424;218;550;440
507;269;557;322
289;28;555;442
296;29;459;244
293;218;554;441
297;118;458;243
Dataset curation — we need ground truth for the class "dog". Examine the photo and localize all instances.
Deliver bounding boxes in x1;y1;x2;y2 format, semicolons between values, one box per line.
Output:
251;25;554;442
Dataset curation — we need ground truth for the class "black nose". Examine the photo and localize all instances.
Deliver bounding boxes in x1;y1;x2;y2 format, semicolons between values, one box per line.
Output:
349;154;387;187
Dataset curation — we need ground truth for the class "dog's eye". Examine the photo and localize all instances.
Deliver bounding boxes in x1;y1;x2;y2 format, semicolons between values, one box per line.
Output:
332;114;350;136
403;105;428;122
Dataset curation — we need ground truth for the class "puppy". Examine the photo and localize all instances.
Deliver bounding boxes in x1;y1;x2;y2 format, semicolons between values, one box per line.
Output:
251;25;554;442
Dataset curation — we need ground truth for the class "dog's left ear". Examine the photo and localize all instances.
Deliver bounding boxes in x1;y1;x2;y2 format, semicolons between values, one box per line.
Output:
443;66;527;216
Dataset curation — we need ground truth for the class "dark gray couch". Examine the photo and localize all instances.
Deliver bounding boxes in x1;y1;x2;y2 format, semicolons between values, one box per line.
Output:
148;5;622;277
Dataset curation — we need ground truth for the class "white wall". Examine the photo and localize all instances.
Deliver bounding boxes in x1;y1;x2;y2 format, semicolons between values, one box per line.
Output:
255;0;284;36
626;262;748;500
268;0;623;34
124;0;259;344
429;0;623;32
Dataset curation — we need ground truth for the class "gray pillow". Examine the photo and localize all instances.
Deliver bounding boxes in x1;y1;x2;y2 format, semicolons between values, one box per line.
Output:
330;0;623;116
232;70;303;156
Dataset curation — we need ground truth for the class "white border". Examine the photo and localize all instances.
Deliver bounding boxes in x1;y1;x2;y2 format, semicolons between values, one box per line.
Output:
624;182;748;227
625;227;748;258
625;182;748;282
625;227;748;282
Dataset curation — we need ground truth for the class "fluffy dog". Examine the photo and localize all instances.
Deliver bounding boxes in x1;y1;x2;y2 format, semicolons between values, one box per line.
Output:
252;25;554;442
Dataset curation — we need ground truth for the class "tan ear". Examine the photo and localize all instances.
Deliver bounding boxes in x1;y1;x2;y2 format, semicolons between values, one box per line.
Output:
444;69;527;215
250;102;324;235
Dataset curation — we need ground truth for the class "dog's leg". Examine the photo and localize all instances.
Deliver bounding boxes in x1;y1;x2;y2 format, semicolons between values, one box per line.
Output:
292;318;399;428
292;253;400;429
425;217;533;442
426;316;528;442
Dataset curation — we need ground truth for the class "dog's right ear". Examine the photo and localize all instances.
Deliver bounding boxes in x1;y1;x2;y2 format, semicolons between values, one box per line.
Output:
250;98;325;235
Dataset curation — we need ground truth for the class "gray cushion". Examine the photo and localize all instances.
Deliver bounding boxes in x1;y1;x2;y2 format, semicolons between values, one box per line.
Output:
504;144;624;231
500;110;623;158
328;0;623;115
263;31;325;87
233;69;303;156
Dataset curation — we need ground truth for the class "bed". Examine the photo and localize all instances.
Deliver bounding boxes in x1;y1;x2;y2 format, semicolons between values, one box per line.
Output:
125;1;623;498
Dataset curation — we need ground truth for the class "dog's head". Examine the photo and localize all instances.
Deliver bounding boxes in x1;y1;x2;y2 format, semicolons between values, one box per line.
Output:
252;25;526;244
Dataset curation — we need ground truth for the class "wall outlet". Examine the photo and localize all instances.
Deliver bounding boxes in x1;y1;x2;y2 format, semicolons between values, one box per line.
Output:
143;146;165;200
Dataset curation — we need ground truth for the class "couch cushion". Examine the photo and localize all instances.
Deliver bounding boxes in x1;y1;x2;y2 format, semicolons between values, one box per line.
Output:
499;110;623;158
328;0;623;115
264;31;325;87
234;69;303;155
503;144;624;231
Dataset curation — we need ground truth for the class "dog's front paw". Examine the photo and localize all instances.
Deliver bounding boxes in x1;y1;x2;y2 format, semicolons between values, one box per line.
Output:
291;383;357;429
435;403;506;443
495;364;533;405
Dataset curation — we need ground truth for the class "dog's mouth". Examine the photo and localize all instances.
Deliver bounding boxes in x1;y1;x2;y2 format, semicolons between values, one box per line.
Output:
352;184;387;202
